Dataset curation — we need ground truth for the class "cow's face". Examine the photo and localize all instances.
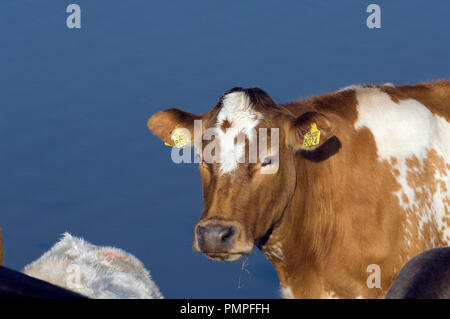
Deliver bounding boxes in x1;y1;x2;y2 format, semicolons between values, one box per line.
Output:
148;88;335;261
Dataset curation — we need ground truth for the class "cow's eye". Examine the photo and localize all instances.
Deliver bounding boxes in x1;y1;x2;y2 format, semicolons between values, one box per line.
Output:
261;156;272;167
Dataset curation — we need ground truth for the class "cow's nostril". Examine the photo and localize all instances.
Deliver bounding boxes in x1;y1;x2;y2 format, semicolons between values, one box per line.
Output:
220;226;236;244
197;226;206;236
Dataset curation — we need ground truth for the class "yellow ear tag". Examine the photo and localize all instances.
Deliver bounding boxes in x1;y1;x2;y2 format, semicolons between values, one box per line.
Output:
165;126;188;148
302;123;321;147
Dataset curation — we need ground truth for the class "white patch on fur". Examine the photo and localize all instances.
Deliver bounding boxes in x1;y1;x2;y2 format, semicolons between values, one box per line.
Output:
324;291;339;299
355;88;433;160
281;286;294;299
325;291;362;299
263;242;286;268
433;115;450;244
338;84;361;92
215;91;262;174
23;233;163;299
354;87;450;246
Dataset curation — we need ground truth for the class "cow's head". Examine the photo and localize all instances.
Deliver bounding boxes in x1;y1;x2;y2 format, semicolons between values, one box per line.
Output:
148;88;335;261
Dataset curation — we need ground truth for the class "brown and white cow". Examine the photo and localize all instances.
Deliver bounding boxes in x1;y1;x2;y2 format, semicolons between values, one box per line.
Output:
148;80;450;298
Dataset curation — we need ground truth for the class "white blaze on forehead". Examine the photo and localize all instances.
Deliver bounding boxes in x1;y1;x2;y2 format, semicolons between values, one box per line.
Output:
354;86;450;244
216;91;263;174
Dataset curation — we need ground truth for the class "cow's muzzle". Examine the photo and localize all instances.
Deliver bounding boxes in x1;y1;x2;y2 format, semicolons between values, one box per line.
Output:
193;221;253;261
196;224;236;252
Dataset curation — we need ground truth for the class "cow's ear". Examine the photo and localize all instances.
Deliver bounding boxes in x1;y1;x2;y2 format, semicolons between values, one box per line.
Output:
286;112;335;151
147;108;201;147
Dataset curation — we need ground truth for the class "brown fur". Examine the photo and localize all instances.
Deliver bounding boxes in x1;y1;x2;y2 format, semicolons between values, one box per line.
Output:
147;80;450;298
380;80;450;120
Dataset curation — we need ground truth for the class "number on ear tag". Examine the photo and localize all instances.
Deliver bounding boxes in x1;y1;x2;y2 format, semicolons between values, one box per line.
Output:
165;126;188;148
302;123;321;147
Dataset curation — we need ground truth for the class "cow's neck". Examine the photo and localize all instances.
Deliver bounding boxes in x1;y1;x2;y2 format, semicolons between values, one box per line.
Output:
261;155;339;298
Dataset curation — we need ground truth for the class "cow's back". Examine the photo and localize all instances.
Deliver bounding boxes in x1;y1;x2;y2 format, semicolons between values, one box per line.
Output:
353;81;450;248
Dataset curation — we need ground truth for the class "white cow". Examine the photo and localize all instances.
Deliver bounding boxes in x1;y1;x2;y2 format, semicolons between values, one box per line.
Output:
24;233;163;299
